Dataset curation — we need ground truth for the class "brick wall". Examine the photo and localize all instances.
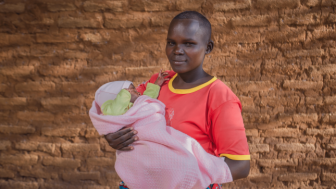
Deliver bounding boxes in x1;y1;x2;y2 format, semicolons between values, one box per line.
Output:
0;0;336;188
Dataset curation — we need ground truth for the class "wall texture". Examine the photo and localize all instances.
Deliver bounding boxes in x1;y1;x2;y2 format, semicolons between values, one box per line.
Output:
0;0;336;188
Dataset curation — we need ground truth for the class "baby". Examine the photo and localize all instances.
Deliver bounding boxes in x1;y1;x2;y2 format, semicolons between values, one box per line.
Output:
89;71;232;189
97;70;169;116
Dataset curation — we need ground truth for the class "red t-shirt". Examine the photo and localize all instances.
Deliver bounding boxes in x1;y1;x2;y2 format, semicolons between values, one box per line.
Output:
137;71;250;160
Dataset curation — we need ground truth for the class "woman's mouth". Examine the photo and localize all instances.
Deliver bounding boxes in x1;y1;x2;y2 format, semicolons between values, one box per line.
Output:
172;60;186;65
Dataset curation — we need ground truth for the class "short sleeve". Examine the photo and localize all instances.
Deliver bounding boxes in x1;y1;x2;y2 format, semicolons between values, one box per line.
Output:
210;100;250;160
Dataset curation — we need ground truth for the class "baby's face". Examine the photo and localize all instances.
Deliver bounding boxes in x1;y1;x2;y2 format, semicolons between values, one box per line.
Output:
127;84;140;103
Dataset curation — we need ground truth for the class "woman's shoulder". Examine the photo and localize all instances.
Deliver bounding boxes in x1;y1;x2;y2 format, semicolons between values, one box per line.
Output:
208;79;240;104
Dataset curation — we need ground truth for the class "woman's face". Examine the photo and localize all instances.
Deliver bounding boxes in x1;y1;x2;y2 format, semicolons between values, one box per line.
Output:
166;19;209;74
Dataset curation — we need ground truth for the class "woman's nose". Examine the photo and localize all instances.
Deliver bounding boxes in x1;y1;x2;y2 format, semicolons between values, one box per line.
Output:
174;45;184;55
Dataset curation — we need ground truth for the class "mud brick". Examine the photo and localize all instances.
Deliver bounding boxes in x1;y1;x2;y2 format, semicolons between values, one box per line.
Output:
80;33;104;43
82;66;124;75
0;181;39;189
17;111;54;121
305;0;320;6
322;173;336;181
38;60;87;76
0;141;11;150
104;13;143;29
330;48;336;56
42;182;81;189
262;128;299;137
265;30;305;42
278;173;318;181
322;0;336;6
275;143;315;152
231;15;271;27
58;15;103;28
245;129;258;137
62;171;100;181
15;81;55;92
86;157;114;167
130;0;170;11
42;157;81;168
0;66;34;77
60;81;98;93
258;159;296;167
106;171;119;180
85;128;100;138
19;169;52;179
293;113;318;123
42;127;81;137
306;158;336;166
249;144;269;153
285;49;324;58
36;33;78;43
41;97;84;109
306;128;336;135
0;34;33;46
0;169;14;178
214;0;251;11
255;0;300;9
37;143;55;154
84;186;110;189
283;80;323;90
61;143;100;153
125;66;161;77
222;33;260;44
237;81;273;93
324;96;336;105
83;1;124;12
0;97;27;108
0;125;35;134
283;13;320;25
249;174;272;182
0;154;38;166
0;3;25;13
306;97;323;105
47;3;76;12
15;142;38;151
327;144;336;149
320;64;336;74
176;0;205;11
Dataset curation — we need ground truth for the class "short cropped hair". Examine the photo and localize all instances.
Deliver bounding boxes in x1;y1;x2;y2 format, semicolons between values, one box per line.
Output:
172;11;212;41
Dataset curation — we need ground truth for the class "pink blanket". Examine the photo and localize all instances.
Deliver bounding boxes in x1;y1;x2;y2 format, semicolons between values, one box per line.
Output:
89;95;232;189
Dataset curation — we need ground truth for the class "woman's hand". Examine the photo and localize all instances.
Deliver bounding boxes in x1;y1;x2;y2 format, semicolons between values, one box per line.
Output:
105;127;138;151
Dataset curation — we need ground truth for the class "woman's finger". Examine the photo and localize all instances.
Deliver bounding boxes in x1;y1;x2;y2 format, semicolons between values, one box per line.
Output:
105;127;133;141
116;135;138;150
114;129;137;146
118;146;134;151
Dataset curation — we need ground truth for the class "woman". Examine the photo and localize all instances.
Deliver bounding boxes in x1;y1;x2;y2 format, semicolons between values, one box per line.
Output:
105;11;250;189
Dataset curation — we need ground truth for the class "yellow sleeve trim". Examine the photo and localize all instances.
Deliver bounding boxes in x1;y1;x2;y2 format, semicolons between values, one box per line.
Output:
168;74;217;94
220;154;251;160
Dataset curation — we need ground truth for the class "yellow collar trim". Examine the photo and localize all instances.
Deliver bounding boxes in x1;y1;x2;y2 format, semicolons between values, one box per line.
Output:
168;74;217;94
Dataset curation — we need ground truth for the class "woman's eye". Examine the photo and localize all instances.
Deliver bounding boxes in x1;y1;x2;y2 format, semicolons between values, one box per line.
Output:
186;43;193;46
167;42;174;46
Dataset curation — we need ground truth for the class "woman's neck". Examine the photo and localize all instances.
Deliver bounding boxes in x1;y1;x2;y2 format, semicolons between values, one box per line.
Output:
173;66;213;89
177;66;210;83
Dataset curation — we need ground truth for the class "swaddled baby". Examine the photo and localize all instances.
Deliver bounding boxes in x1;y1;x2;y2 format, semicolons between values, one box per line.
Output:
97;70;168;116
89;71;232;189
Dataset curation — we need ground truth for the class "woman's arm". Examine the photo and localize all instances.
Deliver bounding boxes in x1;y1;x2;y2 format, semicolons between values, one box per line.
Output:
225;158;250;180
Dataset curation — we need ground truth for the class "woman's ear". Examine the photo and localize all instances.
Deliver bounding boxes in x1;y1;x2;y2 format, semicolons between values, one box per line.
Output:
205;40;214;54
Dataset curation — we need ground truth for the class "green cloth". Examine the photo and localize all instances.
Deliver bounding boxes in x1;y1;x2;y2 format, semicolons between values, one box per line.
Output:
101;83;160;115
